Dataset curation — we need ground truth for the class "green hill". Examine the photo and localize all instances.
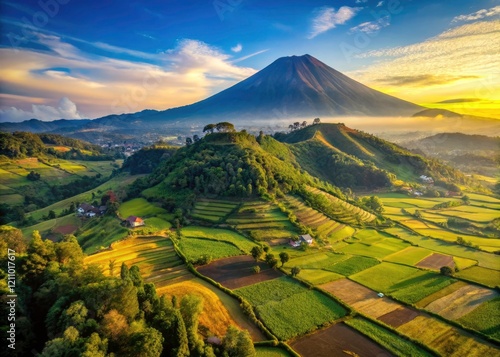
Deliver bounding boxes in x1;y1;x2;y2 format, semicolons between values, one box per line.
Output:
274;123;471;188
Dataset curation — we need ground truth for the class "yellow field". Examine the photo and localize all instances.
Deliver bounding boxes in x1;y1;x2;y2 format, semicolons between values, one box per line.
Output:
157;279;265;340
398;315;499;357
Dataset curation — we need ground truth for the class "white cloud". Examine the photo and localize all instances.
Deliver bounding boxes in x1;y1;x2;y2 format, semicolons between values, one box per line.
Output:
376;1;384;7
0;35;260;121
350;16;390;34
356;0;368;3
452;6;500;23
231;43;243;53
347;20;500;103
309;6;361;39
0;97;83;122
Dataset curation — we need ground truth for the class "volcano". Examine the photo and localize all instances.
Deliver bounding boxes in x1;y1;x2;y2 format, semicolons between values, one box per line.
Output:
150;54;423;121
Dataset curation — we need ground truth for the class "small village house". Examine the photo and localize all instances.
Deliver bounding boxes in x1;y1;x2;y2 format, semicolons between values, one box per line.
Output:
125;216;145;228
289;234;314;247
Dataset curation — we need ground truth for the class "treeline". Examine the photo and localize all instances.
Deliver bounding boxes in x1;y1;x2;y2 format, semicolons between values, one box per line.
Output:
0;132;117;160
122;146;178;174
0;227;256;356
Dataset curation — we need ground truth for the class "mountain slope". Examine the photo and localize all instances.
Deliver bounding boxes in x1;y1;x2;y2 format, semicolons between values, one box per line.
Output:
149;54;422;120
273;123;472;188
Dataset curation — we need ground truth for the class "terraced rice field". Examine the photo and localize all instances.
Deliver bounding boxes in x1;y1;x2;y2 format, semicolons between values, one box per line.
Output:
307;187;376;224
284;195;352;242
84;236;191;288
118;197;168;218
191;199;238;222
226;201;298;241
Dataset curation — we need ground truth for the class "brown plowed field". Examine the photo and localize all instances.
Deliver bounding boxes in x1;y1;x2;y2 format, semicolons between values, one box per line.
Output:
197;255;282;289
291;323;394;357
416;253;455;270
320;279;402;318
424;284;499;320
378;306;420;327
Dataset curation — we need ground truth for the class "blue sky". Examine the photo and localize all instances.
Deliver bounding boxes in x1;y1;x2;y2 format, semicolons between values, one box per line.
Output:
1;0;499;121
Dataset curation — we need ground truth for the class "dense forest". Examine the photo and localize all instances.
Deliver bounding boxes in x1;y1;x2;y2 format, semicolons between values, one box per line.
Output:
0;226;256;356
122;146;178;174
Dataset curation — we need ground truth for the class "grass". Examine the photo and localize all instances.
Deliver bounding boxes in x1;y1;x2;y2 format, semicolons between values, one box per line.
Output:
326;256;380;276
453;256;477;270
179;238;242;262
458;297;500;341
181;226;255;253
351;262;427;293
118;197;167;218
256;290;347;340
255;347;291;357
390;272;456;304
353;229;393;244
455;266;500;288
384;246;432;266
345;317;434;357
235;276;305;306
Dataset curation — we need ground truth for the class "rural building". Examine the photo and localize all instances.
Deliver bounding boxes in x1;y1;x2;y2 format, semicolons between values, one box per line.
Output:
377;293;384;298
289;234;314;247
77;203;101;217
299;234;313;245
419;175;434;184
125;216;145;227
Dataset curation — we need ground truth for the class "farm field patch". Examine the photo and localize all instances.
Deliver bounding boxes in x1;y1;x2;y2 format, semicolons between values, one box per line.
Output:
181;226;255;253
339;239;410;259
398;315;500;357
345;317;434;356
326;255;380;276
458;298;500;341
290;268;343;285
235;276;305;306
377;307;421;328
384;227;500;270
255;290;347;340
389;273;456;305
456;266;500;287
320;279;404;319
384;246;432;266
255;347;291;357
118;197;167;218
197;255;282;289
416;253;455;270
156;278;265;340
291;323;394;357
179;238;242;262
423;284;499;320
350;262;427;293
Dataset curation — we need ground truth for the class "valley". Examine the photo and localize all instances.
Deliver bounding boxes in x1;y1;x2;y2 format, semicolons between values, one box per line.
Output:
2;124;497;356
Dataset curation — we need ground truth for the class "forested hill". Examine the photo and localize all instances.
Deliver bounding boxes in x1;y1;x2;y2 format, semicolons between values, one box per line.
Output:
273;123;471;188
0;131;112;160
129;129;340;207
